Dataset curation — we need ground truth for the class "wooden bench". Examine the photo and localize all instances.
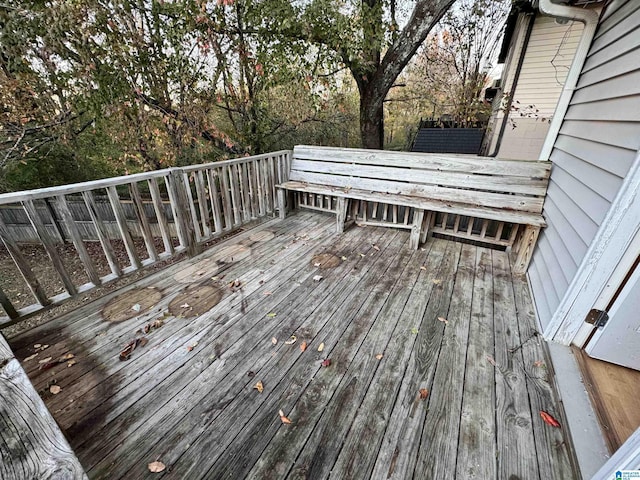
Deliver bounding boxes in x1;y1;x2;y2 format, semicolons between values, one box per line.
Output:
276;145;550;274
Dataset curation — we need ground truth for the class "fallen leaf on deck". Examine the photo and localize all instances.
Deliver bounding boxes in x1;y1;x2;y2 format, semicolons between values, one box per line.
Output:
271;337;278;345
300;341;307;352
533;360;546;368
263;291;273;296
313;275;323;282
360;253;365;257
49;385;61;395
432;279;442;285
437;316;448;325
61;353;75;361
38;357;52;364
132;303;142;312
279;409;292;424
314;262;321;267
372;244;380;251
375;354;384;360
540;411;561;428
254;381;264;393
40;344;49;350
420;266;427;271
321;358;331;367
247;371;255;377
187;341;198;352
341;256;347;261
486;355;497;367
24;353;38;361
180;303;191;309
285;335;297;345
67;360;77;367
419;388;429;400
266;312;277;318
34;343;41;349
318;343;325;352
148;461;166;473
410;327;419;335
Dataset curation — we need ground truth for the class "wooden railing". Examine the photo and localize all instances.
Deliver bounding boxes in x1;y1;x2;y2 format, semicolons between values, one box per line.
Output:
0;151;291;326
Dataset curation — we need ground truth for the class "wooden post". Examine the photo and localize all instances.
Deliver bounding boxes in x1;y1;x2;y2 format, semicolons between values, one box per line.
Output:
511;225;541;275
277;189;286;220
0;334;88;479
336;197;348;233
410;209;425;250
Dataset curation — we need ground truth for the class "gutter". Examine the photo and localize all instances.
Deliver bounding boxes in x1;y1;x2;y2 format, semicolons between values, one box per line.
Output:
537;0;600;160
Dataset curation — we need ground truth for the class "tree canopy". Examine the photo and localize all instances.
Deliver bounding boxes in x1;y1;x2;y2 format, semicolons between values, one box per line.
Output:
0;0;507;192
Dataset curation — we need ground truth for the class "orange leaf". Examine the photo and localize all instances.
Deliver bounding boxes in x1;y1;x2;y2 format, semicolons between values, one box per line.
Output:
254;381;264;393
279;409;292;424
419;388;429;400
375;354;383;360
300;341;307;352
540;411;561;428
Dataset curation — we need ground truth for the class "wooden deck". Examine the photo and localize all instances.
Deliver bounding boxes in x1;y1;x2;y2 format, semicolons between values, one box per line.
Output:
6;211;577;479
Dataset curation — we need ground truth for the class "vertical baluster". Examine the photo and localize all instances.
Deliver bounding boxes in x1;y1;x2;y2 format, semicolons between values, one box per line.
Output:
147;178;174;255
507;223;520;246
403;206;410;225
195;170;211;238
229;164;241;226
22;199;77;295
0;286;19;320
206;169;223;234
106;186;142;270
220;165;234;228
164;174;188;248
256;159;265;216
441;213;448;229
480;219;489;238
467;217;475;236
129;182;158;262
495;221;505;241
82;191;123;276
182;172;202;242
55;194;101;285
453;214;461;233
0;215;49;306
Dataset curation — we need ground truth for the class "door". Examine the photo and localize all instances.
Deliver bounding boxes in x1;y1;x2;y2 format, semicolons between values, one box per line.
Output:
585;259;640;370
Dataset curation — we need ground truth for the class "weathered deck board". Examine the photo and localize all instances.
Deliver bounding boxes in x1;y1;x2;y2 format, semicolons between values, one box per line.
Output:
0;334;87;480
5;212;578;480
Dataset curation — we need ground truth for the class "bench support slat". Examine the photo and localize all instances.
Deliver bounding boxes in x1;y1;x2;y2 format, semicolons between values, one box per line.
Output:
512;225;541;275
410;209;425;250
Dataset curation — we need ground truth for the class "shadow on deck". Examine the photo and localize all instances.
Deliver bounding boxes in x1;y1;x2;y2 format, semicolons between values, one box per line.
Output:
7;211;577;479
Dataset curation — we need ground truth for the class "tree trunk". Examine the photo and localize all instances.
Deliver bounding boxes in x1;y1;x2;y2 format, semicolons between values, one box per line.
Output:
360;99;384;149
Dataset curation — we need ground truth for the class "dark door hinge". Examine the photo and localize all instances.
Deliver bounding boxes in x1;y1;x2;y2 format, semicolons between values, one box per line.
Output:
586;309;609;328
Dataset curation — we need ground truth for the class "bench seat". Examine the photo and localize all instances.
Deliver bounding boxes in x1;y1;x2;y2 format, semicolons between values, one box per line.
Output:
276;146;551;274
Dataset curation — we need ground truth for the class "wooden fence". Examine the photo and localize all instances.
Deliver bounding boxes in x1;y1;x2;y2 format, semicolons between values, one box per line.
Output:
0;151;291;326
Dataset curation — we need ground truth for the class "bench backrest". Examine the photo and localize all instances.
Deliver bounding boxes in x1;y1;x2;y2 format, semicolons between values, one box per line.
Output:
290;145;551;213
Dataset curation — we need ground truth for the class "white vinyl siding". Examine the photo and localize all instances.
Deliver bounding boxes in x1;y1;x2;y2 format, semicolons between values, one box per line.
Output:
493;15;584;160
529;0;640;330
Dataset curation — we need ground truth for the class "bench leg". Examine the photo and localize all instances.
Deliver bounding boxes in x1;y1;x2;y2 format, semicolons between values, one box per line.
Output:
336;197;348;233
420;211;433;244
277;189;286;220
409;209;425;250
511;225;540;274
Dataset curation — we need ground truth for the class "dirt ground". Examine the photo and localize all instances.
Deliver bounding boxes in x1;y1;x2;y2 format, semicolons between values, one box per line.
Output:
0;230;245;339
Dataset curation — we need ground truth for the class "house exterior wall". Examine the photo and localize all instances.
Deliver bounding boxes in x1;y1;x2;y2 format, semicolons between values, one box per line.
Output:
486;15;583;159
529;0;640;330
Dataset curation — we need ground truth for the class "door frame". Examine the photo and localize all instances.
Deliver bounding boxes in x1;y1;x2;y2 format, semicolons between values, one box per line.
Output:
592;426;640;479
542;148;640;345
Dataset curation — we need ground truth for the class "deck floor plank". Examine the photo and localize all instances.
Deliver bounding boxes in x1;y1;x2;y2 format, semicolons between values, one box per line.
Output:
157;230;409;480
455;247;496;479
6;211;578;480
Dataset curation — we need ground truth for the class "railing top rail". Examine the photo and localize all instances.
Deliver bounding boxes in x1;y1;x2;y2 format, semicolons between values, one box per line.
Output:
0;150;292;206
